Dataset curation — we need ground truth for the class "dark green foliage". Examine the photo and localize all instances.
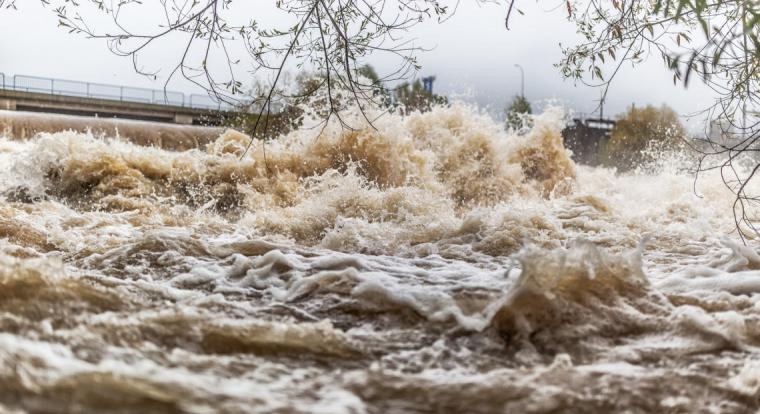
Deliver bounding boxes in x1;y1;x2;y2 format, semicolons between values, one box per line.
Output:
225;65;448;137
392;79;447;114
505;95;532;132
601;104;686;170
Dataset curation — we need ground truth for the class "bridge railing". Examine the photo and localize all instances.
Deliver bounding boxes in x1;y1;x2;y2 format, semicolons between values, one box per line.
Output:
189;94;237;110
0;73;235;111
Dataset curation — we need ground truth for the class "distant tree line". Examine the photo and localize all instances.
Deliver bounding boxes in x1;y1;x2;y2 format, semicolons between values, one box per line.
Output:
602;104;686;170
564;103;687;171
228;65;447;138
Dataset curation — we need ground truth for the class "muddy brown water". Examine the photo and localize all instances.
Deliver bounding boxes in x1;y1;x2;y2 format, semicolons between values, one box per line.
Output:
0;105;759;413
0;110;221;150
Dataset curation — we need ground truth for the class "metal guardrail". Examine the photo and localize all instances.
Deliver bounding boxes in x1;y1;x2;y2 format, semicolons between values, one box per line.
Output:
189;93;233;110
569;112;615;127
0;72;233;111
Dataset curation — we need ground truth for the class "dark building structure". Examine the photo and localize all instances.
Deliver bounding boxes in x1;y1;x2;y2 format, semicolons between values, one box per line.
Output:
561;117;616;166
421;76;436;94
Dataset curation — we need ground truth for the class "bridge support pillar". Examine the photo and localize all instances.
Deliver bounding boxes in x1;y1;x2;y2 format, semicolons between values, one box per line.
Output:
0;99;16;111
174;114;194;125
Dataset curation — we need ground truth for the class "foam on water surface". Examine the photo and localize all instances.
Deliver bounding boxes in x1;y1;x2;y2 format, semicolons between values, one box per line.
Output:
0;104;759;413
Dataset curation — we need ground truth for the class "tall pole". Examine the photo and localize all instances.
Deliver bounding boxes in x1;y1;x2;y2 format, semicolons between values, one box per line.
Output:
514;64;525;98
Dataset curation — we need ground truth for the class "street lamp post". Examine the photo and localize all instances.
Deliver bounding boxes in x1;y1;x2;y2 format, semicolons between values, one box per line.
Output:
514;64;525;98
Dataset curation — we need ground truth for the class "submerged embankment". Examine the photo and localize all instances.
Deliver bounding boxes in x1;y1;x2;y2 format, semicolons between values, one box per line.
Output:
0;104;759;413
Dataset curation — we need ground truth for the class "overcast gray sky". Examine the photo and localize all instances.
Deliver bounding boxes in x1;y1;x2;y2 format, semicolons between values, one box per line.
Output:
0;0;717;127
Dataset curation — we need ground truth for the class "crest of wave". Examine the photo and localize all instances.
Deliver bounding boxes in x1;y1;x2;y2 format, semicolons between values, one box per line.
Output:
4;103;577;252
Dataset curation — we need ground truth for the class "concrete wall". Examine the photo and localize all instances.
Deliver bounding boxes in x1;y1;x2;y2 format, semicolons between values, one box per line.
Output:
0;110;224;151
0;89;228;126
0;99;16;111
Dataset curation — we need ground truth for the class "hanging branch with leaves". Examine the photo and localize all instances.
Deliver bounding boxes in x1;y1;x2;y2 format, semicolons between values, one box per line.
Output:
20;0;452;155
504;0;760;242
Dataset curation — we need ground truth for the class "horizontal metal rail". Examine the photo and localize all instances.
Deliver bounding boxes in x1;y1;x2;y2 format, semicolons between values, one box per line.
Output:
189;93;237;110
0;73;234;111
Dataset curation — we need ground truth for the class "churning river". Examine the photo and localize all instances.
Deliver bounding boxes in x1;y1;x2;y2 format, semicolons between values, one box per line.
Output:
1;105;759;413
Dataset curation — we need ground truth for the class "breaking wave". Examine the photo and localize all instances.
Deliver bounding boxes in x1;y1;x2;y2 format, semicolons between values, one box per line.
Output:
0;103;759;413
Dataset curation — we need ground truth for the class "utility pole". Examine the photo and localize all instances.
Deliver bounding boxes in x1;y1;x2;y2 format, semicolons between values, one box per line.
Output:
514;64;525;98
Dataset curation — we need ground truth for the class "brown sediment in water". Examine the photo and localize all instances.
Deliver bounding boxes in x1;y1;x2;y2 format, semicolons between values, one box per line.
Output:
0;110;221;150
1;104;760;413
16;106;576;254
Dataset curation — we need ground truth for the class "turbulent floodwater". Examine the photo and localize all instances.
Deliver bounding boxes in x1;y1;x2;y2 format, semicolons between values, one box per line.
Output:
1;105;760;413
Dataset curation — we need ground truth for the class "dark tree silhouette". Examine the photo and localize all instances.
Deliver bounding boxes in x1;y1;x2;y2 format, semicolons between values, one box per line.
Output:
505;95;532;132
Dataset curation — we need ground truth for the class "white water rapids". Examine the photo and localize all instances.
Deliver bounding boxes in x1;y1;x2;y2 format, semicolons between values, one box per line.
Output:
0;105;759;413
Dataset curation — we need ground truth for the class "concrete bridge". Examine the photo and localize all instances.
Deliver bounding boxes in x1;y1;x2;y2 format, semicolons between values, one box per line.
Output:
0;73;236;125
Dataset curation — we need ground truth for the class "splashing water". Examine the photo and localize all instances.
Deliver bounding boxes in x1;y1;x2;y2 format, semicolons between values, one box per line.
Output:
0;103;759;413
